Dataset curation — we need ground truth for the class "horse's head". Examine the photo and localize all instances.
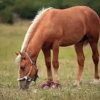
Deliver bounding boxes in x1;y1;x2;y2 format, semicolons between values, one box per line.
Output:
16;51;38;89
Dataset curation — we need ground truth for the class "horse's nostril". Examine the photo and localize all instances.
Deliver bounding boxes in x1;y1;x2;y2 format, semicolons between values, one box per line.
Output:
19;80;31;89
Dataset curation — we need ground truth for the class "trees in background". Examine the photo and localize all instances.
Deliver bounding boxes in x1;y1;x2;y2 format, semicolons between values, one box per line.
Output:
0;0;100;24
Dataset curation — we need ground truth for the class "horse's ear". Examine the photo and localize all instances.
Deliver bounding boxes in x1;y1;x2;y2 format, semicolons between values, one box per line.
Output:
15;52;19;56
18;51;24;56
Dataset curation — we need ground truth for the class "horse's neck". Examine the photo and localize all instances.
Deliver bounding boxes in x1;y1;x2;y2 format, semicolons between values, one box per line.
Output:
26;33;43;61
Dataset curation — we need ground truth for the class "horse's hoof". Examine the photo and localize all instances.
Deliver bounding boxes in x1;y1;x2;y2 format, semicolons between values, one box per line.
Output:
73;80;81;87
41;81;56;88
90;79;99;84
51;82;60;89
41;81;51;88
41;81;60;89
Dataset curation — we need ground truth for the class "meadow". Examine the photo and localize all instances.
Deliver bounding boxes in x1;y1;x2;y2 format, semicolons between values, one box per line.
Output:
0;21;100;100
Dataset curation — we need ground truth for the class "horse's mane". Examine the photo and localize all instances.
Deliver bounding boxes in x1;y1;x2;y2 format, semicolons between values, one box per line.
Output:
15;7;53;65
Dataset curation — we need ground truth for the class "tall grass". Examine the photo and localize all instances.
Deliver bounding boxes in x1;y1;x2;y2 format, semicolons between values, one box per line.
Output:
0;21;100;100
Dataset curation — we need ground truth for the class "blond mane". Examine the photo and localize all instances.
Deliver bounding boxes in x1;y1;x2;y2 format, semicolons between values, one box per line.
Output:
15;7;53;65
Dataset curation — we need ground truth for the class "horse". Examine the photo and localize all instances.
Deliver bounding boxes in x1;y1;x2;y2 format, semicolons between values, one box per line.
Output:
15;6;100;89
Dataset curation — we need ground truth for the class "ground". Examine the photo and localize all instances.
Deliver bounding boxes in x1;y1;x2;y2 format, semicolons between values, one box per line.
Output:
0;21;100;100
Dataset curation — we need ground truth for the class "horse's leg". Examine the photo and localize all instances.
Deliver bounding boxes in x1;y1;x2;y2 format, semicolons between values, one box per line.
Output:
42;48;53;88
74;42;85;86
89;41;99;84
52;41;60;87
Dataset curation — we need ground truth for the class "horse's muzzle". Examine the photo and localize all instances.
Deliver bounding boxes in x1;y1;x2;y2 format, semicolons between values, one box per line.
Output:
19;80;31;89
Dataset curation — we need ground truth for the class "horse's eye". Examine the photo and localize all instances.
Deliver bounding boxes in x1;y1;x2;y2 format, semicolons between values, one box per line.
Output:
20;66;25;70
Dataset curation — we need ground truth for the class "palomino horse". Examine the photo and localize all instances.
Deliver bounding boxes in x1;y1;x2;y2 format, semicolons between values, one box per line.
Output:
16;6;100;89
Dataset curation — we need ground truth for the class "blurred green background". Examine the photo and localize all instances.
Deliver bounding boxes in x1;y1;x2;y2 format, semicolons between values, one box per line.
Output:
0;0;100;24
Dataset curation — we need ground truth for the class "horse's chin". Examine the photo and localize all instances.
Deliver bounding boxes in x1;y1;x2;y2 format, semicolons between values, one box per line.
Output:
19;80;31;90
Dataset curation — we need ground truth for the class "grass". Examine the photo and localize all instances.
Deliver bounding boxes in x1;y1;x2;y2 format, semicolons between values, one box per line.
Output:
0;21;100;100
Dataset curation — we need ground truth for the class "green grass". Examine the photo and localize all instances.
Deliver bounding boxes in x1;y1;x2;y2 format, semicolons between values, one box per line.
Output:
0;21;100;100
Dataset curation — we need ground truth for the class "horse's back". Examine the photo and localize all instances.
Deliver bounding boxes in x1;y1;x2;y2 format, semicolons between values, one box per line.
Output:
41;6;100;46
59;6;99;45
63;6;100;33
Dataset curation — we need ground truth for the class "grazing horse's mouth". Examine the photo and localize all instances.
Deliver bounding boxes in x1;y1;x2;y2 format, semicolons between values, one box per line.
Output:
18;72;38;89
19;80;31;89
